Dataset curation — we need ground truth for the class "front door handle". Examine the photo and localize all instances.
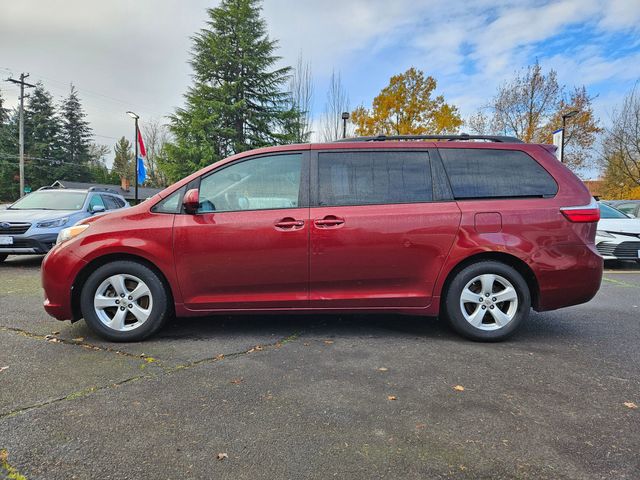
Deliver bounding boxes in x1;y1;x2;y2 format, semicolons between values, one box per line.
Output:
314;215;345;228
274;218;305;230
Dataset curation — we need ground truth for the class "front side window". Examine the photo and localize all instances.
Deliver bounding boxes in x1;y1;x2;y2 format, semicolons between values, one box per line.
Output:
439;148;558;199
318;151;432;207
87;194;106;211
198;153;302;213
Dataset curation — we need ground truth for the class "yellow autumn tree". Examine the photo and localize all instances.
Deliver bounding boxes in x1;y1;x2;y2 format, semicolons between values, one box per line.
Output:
351;67;462;136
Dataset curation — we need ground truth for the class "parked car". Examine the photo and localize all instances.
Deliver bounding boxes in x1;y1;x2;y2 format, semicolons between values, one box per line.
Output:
0;186;129;262
41;134;603;342
602;199;640;218
596;202;640;262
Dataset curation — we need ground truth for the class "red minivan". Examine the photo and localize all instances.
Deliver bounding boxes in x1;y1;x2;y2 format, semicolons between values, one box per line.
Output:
41;135;603;342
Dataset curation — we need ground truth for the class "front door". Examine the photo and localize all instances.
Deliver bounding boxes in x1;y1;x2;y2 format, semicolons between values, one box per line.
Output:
309;149;461;309
174;151;310;311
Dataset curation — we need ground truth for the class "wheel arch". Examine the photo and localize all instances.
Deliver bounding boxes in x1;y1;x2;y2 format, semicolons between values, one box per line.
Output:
71;253;176;321
439;251;539;310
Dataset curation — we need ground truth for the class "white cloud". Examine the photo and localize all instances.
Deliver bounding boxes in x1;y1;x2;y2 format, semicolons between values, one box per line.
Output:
1;0;639;158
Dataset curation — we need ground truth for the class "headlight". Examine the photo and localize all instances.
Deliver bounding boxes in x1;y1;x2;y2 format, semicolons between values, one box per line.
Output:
56;224;90;245
596;230;614;238
37;217;69;228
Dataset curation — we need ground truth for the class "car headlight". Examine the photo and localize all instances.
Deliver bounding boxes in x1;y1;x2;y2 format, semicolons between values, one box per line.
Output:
37;217;69;228
56;224;90;245
596;230;614;238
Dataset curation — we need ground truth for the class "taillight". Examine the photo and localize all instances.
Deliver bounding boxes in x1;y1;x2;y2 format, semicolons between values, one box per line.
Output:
560;198;600;223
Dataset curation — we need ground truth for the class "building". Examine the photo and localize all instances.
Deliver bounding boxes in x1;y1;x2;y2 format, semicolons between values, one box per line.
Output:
583;180;604;199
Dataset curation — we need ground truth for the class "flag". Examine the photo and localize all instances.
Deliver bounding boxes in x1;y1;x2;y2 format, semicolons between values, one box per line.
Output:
136;127;147;185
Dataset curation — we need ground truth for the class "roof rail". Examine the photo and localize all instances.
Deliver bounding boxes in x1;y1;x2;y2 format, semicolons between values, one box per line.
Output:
334;133;523;143
88;186;118;194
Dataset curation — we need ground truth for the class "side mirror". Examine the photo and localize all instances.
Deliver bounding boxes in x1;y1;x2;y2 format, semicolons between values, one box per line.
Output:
183;188;200;214
90;205;106;214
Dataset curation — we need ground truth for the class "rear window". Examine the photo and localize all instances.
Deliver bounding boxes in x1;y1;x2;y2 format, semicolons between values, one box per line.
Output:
318;151;432;206
439;148;558;199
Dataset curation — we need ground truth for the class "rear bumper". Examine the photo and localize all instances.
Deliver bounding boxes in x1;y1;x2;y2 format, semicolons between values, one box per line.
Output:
41;245;87;320
0;233;58;255
534;244;603;311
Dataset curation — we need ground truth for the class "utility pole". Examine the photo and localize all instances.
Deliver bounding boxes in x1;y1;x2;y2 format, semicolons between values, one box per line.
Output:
6;73;36;197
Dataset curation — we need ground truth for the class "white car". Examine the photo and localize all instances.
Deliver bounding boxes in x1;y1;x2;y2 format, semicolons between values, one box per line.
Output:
596;202;640;262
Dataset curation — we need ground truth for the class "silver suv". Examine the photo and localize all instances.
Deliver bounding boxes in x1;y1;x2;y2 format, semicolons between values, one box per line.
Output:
0;187;129;262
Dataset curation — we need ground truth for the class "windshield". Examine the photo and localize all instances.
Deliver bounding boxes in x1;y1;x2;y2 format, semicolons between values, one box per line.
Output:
9;191;87;211
599;203;630;219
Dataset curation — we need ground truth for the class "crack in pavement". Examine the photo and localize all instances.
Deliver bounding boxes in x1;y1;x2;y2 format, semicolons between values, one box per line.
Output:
0;326;160;365
0;331;300;420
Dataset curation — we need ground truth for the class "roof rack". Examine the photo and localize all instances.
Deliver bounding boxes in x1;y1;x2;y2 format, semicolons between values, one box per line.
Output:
334;133;523;143
37;185;62;191
88;186;118;194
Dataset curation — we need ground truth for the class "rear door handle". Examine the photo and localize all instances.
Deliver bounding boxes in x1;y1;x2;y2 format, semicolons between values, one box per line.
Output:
314;216;345;228
274;218;305;230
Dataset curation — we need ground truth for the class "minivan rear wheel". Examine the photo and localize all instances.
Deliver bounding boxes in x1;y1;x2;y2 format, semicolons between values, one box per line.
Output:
80;261;170;342
444;261;530;341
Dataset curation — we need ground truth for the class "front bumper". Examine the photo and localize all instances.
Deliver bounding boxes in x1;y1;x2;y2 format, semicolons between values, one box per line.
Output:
0;233;58;255
41;245;87;320
596;239;640;260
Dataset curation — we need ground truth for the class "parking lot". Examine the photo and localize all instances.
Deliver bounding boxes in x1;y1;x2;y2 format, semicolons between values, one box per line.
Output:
0;256;638;479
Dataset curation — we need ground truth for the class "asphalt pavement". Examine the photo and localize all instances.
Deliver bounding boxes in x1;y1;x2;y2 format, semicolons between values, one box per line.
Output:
0;255;638;479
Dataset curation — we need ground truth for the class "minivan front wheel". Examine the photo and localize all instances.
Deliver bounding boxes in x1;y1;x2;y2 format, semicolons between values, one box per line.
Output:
80;261;170;341
444;261;530;341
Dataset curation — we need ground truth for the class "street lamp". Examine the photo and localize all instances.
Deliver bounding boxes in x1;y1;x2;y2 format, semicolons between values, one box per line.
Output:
341;112;349;139
560;110;579;164
126;111;140;203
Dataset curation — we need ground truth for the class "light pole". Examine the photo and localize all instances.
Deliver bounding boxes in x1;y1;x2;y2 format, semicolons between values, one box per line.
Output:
560;110;579;164
126;111;139;203
341;112;349;139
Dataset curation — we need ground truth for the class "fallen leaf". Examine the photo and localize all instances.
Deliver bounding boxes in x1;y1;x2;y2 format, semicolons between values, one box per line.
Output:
216;452;228;461
387;395;397;401
230;377;244;385
0;449;7;462
415;423;427;430
303;342;310;346
453;385;465;392
72;337;84;342
52;331;60;335
0;366;8;373
215;354;224;360
624;402;637;409
324;340;334;345
254;345;263;351
377;367;388;372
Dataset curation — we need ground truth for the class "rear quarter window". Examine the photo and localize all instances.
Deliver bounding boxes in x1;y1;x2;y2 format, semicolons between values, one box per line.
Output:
439;148;558;199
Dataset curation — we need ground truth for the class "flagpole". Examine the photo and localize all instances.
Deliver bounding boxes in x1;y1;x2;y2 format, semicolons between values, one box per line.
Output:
126;111;140;204
134;117;139;204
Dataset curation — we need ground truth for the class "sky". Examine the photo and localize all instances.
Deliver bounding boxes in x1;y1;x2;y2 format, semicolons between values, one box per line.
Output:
1;0;640;178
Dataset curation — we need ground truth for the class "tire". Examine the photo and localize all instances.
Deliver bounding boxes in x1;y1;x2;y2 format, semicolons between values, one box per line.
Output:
0;254;7;263
80;261;170;342
443;261;531;341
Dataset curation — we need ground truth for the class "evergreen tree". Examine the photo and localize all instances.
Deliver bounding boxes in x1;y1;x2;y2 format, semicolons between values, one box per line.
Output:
22;83;65;188
163;0;296;182
60;84;92;167
0;90;19;200
112;136;134;182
